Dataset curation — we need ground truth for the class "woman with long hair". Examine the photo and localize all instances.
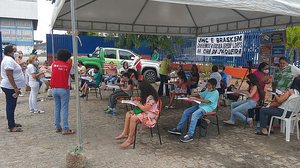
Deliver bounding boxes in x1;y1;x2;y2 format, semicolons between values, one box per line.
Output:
253;62;270;90
115;82;159;149
257;76;300;135
224;73;264;126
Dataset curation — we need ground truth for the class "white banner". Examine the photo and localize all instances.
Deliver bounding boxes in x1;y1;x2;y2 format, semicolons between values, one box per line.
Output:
196;34;244;57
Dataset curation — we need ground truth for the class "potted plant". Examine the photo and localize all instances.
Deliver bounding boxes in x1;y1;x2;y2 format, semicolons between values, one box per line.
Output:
66;146;87;168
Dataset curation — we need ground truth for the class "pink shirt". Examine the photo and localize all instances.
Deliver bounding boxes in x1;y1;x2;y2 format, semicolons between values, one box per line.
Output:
253;70;266;89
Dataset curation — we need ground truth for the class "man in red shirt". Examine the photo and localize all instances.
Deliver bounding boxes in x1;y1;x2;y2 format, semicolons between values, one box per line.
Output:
50;49;75;135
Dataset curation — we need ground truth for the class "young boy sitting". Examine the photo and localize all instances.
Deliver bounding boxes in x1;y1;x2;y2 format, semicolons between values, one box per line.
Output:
104;72;134;115
168;78;219;143
80;67;101;97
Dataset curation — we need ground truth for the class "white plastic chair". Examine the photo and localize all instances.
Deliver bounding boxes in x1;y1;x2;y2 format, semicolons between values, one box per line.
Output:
268;96;300;142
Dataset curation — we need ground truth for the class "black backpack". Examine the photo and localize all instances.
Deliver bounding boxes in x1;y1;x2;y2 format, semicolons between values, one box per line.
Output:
226;84;239;101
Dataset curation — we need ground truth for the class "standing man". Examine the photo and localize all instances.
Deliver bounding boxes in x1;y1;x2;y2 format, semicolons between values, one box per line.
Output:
273;57;300;92
50;49;75;135
158;54;172;97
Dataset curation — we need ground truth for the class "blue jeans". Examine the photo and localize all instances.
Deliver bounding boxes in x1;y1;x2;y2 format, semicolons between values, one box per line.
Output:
229;99;257;123
176;105;206;137
52;88;70;130
1;87;18;129
108;90;129;108
104;76;117;84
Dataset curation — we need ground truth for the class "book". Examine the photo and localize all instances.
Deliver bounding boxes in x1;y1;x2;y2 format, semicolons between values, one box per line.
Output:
106;84;120;89
121;100;137;106
80;76;93;82
176;97;201;104
267;89;283;96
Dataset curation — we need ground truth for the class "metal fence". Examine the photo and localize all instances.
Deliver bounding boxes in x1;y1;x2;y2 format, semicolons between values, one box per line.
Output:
171;29;287;67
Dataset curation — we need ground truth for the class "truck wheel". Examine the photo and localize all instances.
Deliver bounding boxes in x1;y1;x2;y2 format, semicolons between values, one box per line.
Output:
143;69;157;83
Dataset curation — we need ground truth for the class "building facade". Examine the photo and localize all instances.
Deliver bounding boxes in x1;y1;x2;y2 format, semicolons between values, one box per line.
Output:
0;0;38;55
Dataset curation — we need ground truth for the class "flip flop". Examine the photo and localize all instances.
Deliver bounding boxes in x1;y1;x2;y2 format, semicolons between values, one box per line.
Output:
15;123;22;127
62;129;75;135
255;131;268;136
8;127;23;132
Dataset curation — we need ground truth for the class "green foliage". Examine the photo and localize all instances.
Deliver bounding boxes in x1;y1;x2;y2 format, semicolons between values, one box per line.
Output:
286;26;300;63
69;146;83;155
106;34;184;55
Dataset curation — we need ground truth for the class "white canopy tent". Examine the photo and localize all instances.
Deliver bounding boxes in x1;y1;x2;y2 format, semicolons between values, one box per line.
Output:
51;0;300;36
50;0;300;148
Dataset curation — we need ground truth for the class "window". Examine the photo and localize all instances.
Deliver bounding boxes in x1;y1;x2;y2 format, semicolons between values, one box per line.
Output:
104;49;116;59
119;50;135;60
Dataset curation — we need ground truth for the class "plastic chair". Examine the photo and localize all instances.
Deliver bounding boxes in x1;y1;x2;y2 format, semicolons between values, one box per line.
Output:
197;98;221;137
86;82;102;100
268;96;300;142
133;99;163;149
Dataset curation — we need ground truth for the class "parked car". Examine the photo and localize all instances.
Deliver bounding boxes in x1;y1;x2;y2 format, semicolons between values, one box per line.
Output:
78;47;160;83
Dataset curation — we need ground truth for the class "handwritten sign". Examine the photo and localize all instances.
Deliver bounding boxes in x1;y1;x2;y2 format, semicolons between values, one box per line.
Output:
196;34;244;57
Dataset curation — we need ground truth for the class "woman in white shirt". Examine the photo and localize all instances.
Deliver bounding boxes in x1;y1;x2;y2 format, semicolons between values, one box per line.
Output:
0;45;25;132
26;55;45;113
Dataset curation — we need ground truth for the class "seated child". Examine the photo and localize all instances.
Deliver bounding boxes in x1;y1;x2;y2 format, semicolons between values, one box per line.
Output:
168;78;219;143
104;72;134;114
114;81;159;149
80;67;101;97
165;71;189;109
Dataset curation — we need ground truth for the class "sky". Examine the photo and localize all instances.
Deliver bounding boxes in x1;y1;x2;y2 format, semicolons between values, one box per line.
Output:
34;0;65;42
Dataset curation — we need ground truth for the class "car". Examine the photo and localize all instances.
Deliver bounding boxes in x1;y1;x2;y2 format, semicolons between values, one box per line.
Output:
78;47;160;83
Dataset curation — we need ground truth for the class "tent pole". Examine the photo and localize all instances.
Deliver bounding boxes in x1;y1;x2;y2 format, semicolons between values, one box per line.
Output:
51;29;55;63
70;0;83;148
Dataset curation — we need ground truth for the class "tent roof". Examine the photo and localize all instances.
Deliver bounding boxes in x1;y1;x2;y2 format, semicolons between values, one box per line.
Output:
51;0;300;36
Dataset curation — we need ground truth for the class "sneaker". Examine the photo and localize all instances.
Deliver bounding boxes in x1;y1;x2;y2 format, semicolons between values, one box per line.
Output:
223;120;235;125
105;108;113;114
34;110;45;114
168;128;182;135
180;134;193;143
29;110;34;113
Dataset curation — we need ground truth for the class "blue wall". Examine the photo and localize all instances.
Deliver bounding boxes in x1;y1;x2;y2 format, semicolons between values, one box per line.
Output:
46;34;152;59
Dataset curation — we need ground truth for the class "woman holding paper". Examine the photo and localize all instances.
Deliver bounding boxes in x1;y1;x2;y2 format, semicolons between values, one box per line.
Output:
114;81;159;149
223;74;264;126
257;77;300;135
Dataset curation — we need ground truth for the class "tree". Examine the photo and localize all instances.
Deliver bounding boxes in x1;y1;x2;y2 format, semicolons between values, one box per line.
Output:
286;26;300;64
112;34;184;55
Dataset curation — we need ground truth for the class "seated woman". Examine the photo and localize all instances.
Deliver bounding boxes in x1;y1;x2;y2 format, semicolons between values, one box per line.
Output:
39;61;52;92
257;77;300;135
114;81;159;149
165;71;189;109
188;64;200;94
119;61;129;75
104;61;118;84
104;72;134;114
80;67;101;97
223;73;264;126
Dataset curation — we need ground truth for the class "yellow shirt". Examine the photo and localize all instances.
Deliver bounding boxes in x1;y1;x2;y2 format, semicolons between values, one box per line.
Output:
159;59;171;75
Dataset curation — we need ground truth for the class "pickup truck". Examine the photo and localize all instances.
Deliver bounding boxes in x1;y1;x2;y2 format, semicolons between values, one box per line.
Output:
77;47;160;83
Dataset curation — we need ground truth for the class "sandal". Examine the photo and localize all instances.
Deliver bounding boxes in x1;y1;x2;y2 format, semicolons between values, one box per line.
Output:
15;123;22;127
62;129;75;135
255;131;268;136
8;127;23;132
56;128;62;133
